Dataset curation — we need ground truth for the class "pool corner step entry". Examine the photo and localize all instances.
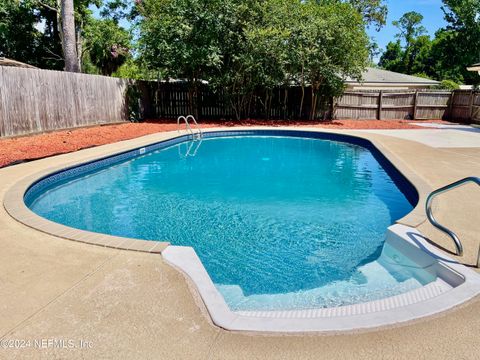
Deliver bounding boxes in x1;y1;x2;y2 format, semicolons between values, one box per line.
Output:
163;224;480;332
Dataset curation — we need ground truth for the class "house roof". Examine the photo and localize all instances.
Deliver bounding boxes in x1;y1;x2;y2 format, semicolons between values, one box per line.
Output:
467;63;480;72
346;67;439;85
0;57;37;69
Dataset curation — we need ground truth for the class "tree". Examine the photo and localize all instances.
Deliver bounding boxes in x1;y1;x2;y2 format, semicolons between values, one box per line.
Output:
318;1;387;30
431;0;480;84
393;11;427;48
408;35;434;76
83;18;131;75
0;0;63;69
137;0;369;120
61;0;80;72
299;1;369;119
379;12;431;75
378;40;403;72
0;0;39;63
138;0;227;115
344;0;388;30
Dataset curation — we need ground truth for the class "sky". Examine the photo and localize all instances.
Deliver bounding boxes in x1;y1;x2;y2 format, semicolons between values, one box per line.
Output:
368;0;448;53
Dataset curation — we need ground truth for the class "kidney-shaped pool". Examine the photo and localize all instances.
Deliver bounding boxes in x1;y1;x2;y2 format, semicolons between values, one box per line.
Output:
24;130;442;312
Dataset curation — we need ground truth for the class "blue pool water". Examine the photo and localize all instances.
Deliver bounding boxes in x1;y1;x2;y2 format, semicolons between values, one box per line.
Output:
27;134;432;311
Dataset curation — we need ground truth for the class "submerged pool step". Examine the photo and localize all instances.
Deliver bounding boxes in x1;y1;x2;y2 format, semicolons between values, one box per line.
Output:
235;279;452;318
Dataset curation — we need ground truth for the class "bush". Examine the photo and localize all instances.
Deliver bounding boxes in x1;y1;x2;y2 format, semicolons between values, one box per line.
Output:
435;79;460;90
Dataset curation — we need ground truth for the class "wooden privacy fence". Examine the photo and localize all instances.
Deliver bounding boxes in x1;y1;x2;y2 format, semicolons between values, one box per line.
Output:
1;65;480;138
140;83;480;123
335;90;480;123
0;66;129;137
136;81;329;121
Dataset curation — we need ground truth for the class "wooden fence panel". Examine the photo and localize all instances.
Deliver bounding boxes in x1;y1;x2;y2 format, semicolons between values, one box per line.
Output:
450;90;472;121
335;92;378;119
334;90;477;122
0;66;129;137
415;91;450;120
472;92;480;124
381;92;415;120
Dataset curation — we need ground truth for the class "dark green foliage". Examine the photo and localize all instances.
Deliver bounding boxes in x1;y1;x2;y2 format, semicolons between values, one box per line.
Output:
137;0;369;119
379;2;480;85
0;0;63;69
83;18;131;75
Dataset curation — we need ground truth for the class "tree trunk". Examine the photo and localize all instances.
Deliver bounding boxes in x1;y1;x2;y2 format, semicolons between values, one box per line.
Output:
76;19;83;72
61;0;80;72
299;62;305;119
310;86;319;121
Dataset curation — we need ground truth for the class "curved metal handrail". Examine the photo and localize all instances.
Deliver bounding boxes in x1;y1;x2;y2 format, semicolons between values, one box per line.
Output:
426;176;480;256
177;115;193;135
186;115;202;138
177;115;202;139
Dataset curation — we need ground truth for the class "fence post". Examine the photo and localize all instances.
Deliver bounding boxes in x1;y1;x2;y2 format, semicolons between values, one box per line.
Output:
447;90;455;120
413;90;419;120
377;91;383;120
468;90;475;122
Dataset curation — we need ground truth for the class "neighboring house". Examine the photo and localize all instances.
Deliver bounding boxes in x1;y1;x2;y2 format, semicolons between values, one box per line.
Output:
467;63;480;75
0;57;37;69
345;67;439;91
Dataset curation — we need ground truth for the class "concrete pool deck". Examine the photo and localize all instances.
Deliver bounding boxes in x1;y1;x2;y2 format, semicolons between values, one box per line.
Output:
0;127;479;359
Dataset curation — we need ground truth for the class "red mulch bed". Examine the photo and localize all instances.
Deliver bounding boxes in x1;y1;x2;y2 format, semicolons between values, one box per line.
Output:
0;119;433;168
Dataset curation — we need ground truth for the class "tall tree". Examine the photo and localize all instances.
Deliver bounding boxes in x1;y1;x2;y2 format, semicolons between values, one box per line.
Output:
431;0;480;84
319;0;387;30
393;11;427;49
345;0;388;30
83;18;131;75
0;0;63;69
379;12;430;75
61;0;80;72
138;0;369;120
378;40;404;73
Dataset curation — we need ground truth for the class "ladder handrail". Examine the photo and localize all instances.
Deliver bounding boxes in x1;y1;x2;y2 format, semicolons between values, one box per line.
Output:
177;115;202;139
186;115;203;138
177;115;193;135
425;176;480;256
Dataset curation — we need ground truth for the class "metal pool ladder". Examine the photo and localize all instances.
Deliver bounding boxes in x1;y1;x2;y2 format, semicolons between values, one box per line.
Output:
177;115;203;140
426;176;480;264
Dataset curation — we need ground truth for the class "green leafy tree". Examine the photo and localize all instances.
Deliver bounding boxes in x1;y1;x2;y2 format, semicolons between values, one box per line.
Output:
301;1;369;119
214;0;369;120
393;11;427;48
379;12;433;76
408;35;434;76
83;18;131;75
0;0;63;69
138;0;228;114
430;0;480;84
378;40;404;72
392;11;427;74
319;0;388;30
344;0;388;30
137;0;369;120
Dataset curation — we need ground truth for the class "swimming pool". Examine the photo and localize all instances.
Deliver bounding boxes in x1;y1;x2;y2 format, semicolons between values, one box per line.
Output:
25;130;435;311
11;129;480;332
